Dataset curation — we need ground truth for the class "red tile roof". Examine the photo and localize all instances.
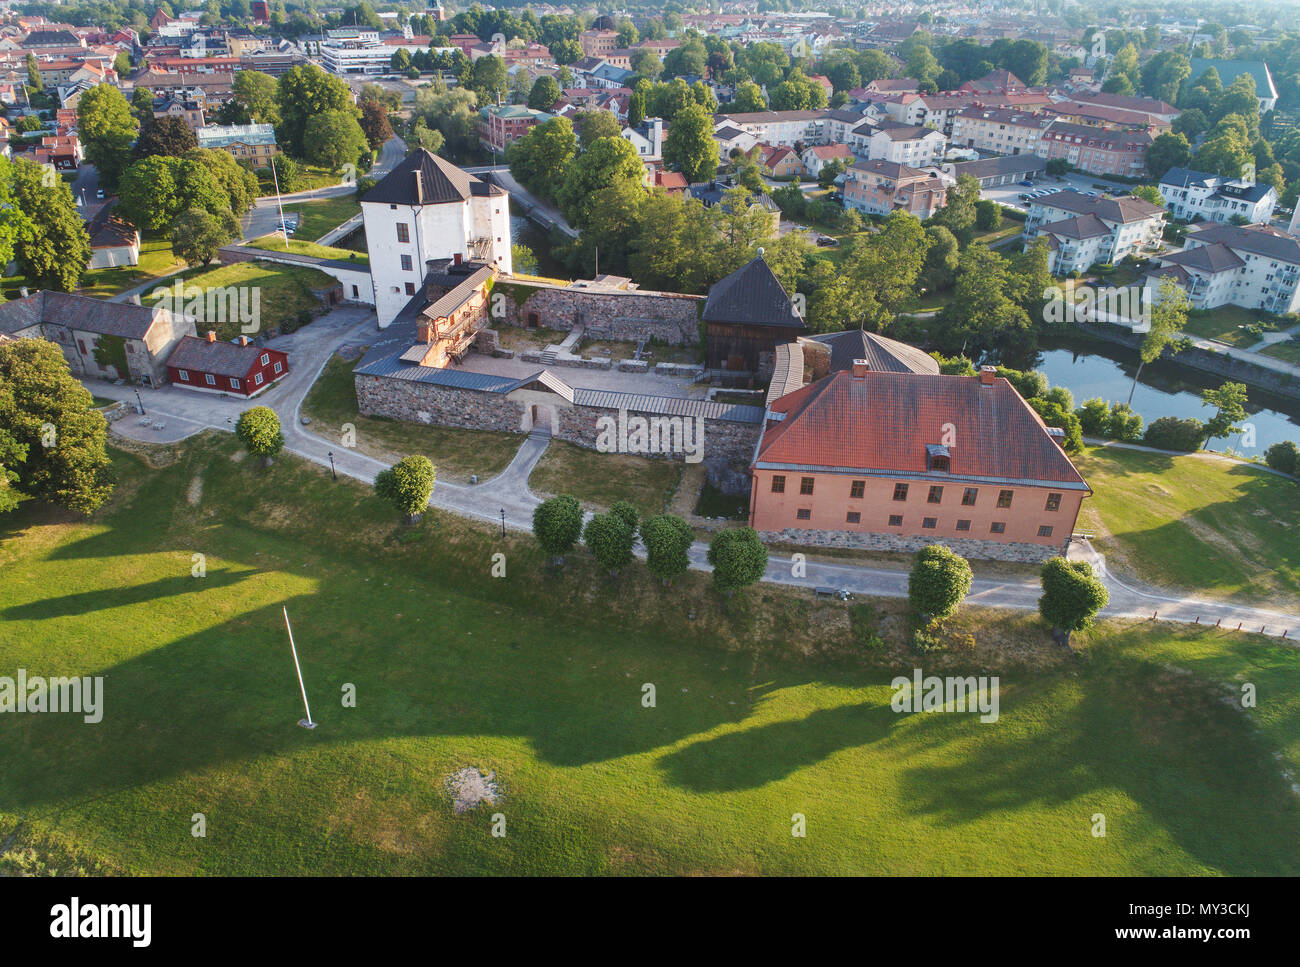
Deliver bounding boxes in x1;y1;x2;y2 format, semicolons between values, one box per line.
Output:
756;369;1088;488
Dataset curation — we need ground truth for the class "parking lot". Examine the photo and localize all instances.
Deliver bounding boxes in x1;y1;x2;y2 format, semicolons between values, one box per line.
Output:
982;171;1137;211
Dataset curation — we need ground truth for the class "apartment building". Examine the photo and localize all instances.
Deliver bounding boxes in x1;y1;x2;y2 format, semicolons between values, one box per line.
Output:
1036;121;1151;178
1157;167;1277;225
950;107;1054;156
864;121;946;167
1025;190;1166;273
842;160;949;218
1148;222;1300;313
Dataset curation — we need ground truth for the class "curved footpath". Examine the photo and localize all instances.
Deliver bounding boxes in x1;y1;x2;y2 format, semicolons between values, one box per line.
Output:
94;309;1300;639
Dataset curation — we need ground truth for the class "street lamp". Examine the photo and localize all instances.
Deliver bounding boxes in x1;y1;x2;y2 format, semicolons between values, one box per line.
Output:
500;507;506;538
328;451;337;481
134;387;145;416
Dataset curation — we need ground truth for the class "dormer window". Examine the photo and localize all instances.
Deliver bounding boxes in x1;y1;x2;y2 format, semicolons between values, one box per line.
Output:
926;443;951;473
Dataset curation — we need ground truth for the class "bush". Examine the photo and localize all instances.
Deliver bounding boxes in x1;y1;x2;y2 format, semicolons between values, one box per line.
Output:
1107;403;1143;442
908;545;973;621
1143;415;1206;452
374;455;436;521
707;527;768;595
640;513;693;584
849;603;886;651
1038;557;1108;644
583;511;635;574
1265;440;1300;476
608;500;640;534
995;366;1049;400
532;494;584;564
234;406;284;464
1077;398;1111;436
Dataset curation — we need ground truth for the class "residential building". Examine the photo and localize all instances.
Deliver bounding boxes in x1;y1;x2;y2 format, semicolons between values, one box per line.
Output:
621;117;664;162
748;364;1091;561
87;205;140;269
360;148;512;328
1025;190;1166;273
167;331;289;396
801;143;854;177
950;107;1054;156
152;95;205;130
713;109;832;148
1158;167;1277;225
0;290;194;386
865;121;945;167
195;123;279;166
579;29;619;58
760;144;802;178
1036;121;1151;177
842;160;949;219
477;104;550;154
1149;222;1300;313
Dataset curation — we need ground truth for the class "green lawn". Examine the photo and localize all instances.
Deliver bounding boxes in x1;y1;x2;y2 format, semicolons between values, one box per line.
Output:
257;164;342;196
529;439;684;516
76;235;187;300
1260;337;1300;366
1;433;1298;875
278;197;362;241
151;261;339;341
302;356;523;483
1181;305;1269;348
245;234;369;267
1075;444;1300;607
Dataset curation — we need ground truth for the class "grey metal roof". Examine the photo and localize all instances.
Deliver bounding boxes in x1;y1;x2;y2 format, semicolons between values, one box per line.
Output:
361;148;500;206
0;291;164;338
571;388;765;423
702;256;803;328
1187;223;1300;264
810;329;939;375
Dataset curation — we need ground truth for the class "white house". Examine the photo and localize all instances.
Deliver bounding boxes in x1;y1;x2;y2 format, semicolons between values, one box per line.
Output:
1025;190;1166;274
622;116;664;162
1158;167;1277;225
864;122;946;167
1148;222;1300;313
361;149;512;327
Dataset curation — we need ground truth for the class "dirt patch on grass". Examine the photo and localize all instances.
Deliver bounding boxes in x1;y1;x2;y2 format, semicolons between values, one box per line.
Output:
105;433;185;468
185;474;203;506
444;768;501;814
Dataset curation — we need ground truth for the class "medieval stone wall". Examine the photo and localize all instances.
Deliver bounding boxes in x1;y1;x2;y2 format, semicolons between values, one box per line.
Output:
355;374;525;432
494;279;704;345
558;403;760;465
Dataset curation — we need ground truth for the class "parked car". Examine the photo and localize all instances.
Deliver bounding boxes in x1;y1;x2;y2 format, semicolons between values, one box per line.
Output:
1020;179;1035;187
95;187;105;199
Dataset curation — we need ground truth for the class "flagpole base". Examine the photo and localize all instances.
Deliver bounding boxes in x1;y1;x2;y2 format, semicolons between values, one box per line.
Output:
298;719;317;730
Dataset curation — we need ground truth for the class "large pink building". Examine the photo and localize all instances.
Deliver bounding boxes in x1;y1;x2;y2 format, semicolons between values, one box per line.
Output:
749;363;1091;561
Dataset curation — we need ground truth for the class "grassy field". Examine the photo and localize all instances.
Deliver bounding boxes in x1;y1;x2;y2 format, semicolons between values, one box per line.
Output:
1181;305;1268;348
530;439;684;516
1075;444;1300;607
245;235;369;267
1260;338;1300;365
152;261;339;341
1;433;1298;875
302;356;523;483
76;236;187;299
278;197;362;241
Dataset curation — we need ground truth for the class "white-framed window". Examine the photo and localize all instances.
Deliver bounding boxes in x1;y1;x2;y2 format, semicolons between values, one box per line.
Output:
231;378;240;389
260;353;269;366
254;372;264;385
178;369;189;380
273;361;282;374
205;373;216;385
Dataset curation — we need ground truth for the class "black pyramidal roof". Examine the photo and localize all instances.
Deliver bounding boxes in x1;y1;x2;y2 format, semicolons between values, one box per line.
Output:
361;148;501;206
702;256;804;328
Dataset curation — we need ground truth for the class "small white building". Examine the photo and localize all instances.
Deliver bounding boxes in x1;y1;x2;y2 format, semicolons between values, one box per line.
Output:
864;122;946;168
361;149;513;328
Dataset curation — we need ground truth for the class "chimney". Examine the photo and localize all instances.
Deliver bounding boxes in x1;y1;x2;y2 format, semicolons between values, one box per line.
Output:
206;330;216;343
238;335;250;346
453;252;462;266
979;365;996;385
852;358;870;378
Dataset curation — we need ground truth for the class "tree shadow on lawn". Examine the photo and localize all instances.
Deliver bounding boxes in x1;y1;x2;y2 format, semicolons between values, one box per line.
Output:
890;663;1300;875
2;569;254;620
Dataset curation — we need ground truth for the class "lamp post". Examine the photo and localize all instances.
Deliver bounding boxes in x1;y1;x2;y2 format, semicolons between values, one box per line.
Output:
500;507;506;538
328;451;337;481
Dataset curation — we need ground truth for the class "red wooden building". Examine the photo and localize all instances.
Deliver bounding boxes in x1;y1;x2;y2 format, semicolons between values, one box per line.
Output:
166;331;288;396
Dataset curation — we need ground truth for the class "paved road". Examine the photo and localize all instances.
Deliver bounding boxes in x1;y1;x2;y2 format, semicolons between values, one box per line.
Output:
88;311;1300;637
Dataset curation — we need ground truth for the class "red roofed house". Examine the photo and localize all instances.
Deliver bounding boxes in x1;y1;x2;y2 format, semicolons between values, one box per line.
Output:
653;169;688;193
167;331;289;396
801;142;854;177
761;144;802;178
749;364;1090;561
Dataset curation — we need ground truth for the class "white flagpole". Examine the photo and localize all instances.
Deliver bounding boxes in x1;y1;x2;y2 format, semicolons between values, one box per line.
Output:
283;606;316;729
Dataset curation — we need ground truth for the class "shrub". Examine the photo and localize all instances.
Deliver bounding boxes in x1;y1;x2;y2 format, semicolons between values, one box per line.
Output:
908;545;973;621
640;513;693;585
1038;556;1108;645
583;511;635;574
374;455;436;522
234;406;284;465
1265;440;1300;477
995;366;1048;400
707;527;768;595
532;494;584;564
1077;398;1111;436
608;500;640;534
1143;415;1206;451
1107;403;1143;442
849;602;886;651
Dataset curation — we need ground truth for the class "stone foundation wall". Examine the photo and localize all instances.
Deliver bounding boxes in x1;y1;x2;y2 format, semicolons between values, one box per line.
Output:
355;373;524;432
758;527;1065;563
558;404;760;465
494;279;703;345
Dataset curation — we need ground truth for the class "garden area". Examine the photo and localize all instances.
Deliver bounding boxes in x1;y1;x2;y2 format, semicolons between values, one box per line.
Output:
277;196;362;241
245;235;369;267
1;433;1297;875
1180;305;1273;348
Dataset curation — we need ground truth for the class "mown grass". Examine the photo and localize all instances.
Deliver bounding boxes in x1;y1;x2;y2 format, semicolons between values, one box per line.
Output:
1182;305;1267;348
245;234;369;267
530;439;683;516
150;261;339;341
1075;444;1300;608
1260;338;1300;366
302;356;522;483
76;235;187;299
0;433;1297;875
278;197;362;241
